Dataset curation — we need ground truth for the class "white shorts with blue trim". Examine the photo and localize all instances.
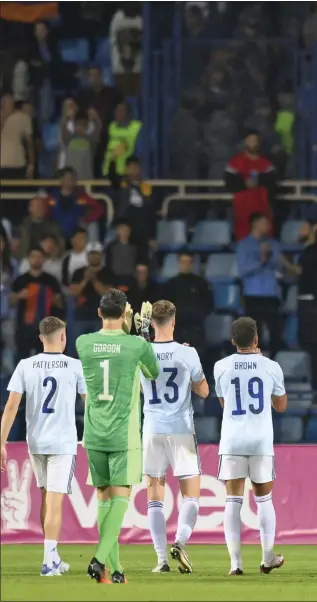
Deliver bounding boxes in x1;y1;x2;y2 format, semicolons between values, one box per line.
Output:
29;454;76;494
217;455;275;484
143;433;201;478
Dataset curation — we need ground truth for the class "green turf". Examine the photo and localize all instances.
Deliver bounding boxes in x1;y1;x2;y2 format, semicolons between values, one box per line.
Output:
1;545;316;601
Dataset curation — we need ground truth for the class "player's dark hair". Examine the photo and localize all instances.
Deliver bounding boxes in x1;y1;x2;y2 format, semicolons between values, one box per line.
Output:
39;316;66;337
28;245;45;256
72;227;88;237
152;300;176;326
232;317;257;348
99;289;127;319
249;212;267;227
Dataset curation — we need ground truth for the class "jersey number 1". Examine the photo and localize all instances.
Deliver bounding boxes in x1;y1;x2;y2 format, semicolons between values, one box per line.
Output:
99;360;114;401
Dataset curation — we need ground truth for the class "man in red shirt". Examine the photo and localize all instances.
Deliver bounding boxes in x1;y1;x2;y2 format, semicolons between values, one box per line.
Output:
224;131;276;241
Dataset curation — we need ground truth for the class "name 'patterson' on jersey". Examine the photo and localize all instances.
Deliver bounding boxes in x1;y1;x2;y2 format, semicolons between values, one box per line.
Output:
7;353;87;455
141;342;205;435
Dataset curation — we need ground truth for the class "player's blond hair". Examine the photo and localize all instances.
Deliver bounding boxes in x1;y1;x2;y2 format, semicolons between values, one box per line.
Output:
39;316;66;337
152;300;176;326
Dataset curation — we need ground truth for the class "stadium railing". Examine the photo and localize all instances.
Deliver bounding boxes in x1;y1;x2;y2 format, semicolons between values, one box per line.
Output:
1;180;316;222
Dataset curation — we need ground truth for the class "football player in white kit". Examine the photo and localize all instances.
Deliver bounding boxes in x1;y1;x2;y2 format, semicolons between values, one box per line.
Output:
138;300;209;574
0;316;86;577
213;317;287;575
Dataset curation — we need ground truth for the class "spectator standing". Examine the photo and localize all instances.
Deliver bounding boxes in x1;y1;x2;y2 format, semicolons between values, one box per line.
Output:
110;4;143;96
0;92;34;179
110;156;156;248
48;167;104;241
224;130;276;240
19;235;64;283
236;212;282;358
297;222;317;393
0;226;17;374
61;227;88;287
11;246;64;361
61;109;101;180
17;196;63;260
163;253;211;353
106;219;148;292
102;102;142;177
69;243;115;340
128;264;159;310
58;98;96;170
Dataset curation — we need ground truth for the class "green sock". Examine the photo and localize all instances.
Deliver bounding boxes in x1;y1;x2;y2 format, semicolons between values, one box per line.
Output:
95;497;129;567
97;500;123;573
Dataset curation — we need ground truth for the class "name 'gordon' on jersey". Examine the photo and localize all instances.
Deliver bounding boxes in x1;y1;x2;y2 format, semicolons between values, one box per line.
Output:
7;353;86;455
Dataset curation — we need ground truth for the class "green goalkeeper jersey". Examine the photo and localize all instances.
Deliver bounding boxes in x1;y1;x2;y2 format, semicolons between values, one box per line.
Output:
76;329;159;452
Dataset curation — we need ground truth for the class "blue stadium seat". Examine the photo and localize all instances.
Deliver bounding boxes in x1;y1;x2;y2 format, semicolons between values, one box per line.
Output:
59;38;89;64
157;220;187;251
305;417;317;442
127;96;139;119
205;314;233;347
280;221;305;252
213;283;241;312
194;416;219;443
190;220;231;251
280;416;303;443
160;253;200;281
283;314;298;348
205;253;238;283
286;382;313;410
283;285;298;314
94;37;111;68
192;395;205;416
42;122;60;152
275;351;311;382
102;67;114;85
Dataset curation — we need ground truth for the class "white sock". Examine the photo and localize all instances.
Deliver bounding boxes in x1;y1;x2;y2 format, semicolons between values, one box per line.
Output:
223;496;243;571
43;539;58;567
254;492;276;565
175;497;199;547
147;501;168;565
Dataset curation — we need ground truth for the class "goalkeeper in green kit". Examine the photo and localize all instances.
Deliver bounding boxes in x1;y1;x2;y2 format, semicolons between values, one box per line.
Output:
76;289;158;584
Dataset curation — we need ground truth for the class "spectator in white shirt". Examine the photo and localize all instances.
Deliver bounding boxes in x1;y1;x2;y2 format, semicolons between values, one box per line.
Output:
61;227;88;287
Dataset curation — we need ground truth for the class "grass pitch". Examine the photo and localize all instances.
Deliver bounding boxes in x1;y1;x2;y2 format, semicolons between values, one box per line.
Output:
1;544;317;601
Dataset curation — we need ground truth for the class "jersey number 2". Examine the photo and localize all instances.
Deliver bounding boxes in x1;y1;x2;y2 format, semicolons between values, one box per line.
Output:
99;360;114;401
42;376;57;414
231;377;264;415
149;368;179;404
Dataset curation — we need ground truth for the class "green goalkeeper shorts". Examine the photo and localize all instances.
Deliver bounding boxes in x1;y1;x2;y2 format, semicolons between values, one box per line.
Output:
86;448;142;488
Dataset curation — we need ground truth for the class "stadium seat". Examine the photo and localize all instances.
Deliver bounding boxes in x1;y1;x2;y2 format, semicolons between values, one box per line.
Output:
194;416;219;443
283;285;298;313
275;351;311;382
305;417;317;442
59;38;89;64
127;96;140;119
102;67;114;85
160;253;200;280
190;220;231;251
157;220;187;251
94;37;111;68
192;395;205;415
213;283;241;312
281;221;304;244
205;313;233;347
205;253;238;282
280;416;303;443
286;382;313;410
42;122;60;153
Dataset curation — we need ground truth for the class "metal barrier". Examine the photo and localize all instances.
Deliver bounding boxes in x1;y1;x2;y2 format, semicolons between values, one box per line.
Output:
1;180;316;222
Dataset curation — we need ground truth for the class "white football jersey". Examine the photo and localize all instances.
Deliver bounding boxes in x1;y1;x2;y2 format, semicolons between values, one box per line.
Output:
7;353;86;455
141;342;204;435
214;353;285;456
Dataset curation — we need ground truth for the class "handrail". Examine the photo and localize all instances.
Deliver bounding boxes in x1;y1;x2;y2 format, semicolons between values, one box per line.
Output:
1;180;316;222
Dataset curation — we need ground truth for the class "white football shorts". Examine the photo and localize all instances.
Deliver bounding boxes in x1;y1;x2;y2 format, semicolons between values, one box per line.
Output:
143;433;201;478
217;454;275;484
29;454;76;494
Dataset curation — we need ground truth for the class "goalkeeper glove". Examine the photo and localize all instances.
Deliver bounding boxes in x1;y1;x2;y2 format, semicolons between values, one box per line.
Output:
134;301;152;340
